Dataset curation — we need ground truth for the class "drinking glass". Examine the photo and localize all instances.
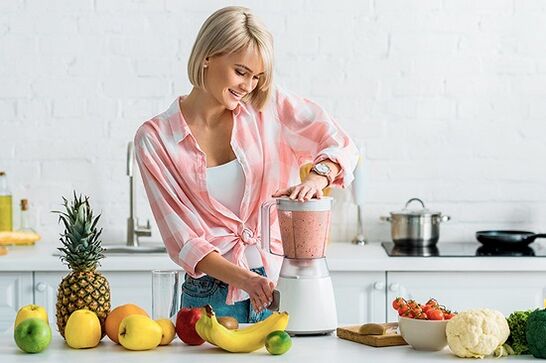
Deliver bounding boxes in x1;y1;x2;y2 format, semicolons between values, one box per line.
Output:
151;270;181;321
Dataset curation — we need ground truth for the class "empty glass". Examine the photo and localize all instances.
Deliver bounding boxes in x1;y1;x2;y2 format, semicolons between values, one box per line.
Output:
151;270;181;321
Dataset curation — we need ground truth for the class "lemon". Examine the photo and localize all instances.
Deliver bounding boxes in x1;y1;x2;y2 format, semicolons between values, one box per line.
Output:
265;330;292;355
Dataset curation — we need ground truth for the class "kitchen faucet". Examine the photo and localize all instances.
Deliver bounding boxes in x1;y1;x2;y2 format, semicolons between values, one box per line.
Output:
126;141;152;247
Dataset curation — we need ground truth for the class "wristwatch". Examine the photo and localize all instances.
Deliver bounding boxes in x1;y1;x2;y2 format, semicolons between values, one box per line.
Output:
311;162;334;187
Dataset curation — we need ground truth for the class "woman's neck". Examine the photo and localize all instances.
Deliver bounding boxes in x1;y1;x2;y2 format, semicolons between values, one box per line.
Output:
181;87;229;128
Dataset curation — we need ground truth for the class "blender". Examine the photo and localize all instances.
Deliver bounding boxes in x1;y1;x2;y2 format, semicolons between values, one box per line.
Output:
261;197;337;335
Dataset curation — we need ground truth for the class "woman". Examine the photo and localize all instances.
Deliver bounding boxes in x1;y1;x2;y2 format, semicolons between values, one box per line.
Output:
134;6;358;323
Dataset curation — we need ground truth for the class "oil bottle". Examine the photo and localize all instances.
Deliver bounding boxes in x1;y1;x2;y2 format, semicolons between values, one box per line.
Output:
0;171;13;231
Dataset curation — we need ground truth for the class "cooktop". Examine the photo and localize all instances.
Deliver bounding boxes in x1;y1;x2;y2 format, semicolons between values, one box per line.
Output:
381;242;546;257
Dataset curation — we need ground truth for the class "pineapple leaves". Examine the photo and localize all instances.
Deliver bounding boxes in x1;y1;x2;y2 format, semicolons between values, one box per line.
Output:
52;191;105;271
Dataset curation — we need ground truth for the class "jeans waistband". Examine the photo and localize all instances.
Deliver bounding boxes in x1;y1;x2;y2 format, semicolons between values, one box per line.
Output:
186;266;266;288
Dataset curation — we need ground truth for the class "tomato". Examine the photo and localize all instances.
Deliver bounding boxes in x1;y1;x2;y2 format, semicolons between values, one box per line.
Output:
426;308;445;320
425;298;439;307
392;297;406;310
397;304;409;316
444;312;456;320
406;299;418;309
415;311;428;320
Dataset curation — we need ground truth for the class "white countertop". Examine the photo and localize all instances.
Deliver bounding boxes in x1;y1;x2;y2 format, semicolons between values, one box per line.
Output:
1;241;546;272
0;332;536;362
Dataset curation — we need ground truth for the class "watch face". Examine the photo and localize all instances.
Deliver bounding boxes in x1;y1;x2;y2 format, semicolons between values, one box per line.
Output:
314;163;330;174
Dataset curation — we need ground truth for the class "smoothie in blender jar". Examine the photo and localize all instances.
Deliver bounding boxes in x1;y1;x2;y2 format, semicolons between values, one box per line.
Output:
278;209;331;259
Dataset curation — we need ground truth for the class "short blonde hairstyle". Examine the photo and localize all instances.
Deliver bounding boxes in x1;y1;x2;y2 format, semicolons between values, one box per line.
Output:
188;6;274;110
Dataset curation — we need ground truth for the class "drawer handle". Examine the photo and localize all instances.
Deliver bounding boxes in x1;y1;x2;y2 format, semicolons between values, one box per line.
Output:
35;282;46;292
373;281;385;290
389;283;399;292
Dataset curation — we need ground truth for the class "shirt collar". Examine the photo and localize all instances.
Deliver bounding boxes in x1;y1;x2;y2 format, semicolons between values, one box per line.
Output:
167;97;249;144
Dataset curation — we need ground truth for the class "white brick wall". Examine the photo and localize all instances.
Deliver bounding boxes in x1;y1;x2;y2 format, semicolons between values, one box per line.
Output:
1;0;545;246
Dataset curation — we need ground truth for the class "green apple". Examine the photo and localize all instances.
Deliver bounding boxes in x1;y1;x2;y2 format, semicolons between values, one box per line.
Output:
14;318;52;353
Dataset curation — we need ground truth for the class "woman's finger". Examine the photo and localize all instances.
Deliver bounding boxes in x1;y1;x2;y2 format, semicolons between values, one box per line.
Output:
316;188;324;199
303;187;316;201
272;187;291;197
297;186;312;201
289;185;303;200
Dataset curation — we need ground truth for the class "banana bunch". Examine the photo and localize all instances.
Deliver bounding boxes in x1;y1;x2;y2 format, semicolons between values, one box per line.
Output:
0;231;41;246
195;305;289;353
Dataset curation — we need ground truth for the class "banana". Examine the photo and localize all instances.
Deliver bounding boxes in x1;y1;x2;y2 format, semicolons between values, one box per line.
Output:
195;305;289;353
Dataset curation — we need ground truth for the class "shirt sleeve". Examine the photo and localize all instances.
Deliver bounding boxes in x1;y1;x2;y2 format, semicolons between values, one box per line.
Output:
134;123;219;278
273;86;360;188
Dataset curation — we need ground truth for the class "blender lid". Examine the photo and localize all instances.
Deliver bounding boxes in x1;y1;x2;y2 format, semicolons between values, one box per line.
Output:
276;196;332;212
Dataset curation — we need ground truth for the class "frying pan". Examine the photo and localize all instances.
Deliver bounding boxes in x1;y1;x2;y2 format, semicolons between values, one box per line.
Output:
476;230;546;247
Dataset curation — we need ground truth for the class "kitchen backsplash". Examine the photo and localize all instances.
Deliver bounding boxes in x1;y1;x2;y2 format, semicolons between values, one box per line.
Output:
1;0;545;244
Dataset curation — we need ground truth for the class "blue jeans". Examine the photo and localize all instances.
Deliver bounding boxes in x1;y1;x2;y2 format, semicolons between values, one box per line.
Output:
181;266;273;323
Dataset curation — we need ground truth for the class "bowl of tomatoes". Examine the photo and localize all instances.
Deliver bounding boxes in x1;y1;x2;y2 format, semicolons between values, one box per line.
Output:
393;297;456;351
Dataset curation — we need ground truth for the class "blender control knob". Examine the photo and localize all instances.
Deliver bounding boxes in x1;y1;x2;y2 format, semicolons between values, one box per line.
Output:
389;283;400;292
373;281;385;290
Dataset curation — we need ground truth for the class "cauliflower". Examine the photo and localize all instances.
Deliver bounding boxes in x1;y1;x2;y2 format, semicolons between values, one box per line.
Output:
446;309;510;358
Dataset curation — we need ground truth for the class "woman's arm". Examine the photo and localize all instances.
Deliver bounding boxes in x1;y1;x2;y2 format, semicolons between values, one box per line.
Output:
196;252;275;312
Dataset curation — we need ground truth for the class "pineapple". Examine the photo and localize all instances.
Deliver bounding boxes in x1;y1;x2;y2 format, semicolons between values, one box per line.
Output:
53;192;111;339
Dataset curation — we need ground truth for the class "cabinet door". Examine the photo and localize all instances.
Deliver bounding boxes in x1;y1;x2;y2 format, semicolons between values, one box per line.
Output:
33;271;64;326
34;271;153;327
331;271;386;324
386;271;546;321
0;272;33;334
102;271;152;313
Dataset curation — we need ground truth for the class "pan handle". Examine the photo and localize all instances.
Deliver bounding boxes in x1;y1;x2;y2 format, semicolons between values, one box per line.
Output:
534;234;546;239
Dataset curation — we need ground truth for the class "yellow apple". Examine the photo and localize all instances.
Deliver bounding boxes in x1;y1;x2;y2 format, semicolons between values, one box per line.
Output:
65;309;101;349
155;319;176;346
119;315;162;351
15;304;48;328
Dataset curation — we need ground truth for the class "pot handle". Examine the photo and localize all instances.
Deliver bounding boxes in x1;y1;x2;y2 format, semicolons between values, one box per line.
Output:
405;198;425;210
440;215;451;222
380;216;391;222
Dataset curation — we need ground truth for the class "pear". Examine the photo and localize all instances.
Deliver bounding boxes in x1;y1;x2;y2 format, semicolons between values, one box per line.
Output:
119;315;162;350
15;304;49;328
65;309;101;349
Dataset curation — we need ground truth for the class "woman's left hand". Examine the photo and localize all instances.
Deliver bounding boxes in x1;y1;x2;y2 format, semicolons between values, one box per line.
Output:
272;173;328;201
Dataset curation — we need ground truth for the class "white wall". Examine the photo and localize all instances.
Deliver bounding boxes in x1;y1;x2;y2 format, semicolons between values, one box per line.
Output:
1;0;545;244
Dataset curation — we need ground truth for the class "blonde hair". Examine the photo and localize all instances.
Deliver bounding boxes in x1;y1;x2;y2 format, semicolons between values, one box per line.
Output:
188;6;274;110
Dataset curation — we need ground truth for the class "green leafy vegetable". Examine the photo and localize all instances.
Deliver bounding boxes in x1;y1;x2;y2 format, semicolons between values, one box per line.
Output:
526;309;546;359
505;310;532;355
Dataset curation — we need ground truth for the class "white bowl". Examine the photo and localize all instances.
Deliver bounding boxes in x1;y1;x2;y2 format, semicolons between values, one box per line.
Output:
398;316;448;351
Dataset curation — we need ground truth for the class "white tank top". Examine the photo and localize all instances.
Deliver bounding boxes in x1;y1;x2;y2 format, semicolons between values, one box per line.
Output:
206;159;263;268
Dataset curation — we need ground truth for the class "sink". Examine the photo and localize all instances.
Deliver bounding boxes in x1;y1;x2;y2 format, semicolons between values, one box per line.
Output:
103;245;167;255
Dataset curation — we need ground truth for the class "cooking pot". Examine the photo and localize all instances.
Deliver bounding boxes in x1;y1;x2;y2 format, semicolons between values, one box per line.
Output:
380;198;450;247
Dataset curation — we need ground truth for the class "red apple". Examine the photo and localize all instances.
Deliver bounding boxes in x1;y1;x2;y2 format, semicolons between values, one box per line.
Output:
175;308;204;345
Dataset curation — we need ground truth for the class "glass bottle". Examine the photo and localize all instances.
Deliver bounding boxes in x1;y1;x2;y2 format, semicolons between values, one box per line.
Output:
0;171;13;231
19;199;35;233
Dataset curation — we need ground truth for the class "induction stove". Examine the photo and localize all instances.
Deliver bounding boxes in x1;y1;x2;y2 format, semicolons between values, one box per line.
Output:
381;242;546;257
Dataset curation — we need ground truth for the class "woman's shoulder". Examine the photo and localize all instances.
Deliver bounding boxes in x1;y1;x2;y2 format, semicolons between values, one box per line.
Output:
134;97;184;150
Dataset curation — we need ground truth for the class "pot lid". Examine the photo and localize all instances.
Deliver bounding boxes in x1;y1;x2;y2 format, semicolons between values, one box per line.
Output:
390;198;442;216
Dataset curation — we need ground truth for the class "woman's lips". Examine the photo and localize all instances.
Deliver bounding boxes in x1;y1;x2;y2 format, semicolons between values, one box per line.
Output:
229;89;244;99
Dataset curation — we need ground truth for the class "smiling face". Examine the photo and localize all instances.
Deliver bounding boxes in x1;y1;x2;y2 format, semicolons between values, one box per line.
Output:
203;46;265;111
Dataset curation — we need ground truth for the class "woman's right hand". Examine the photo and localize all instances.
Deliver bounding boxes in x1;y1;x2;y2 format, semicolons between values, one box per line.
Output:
242;273;275;313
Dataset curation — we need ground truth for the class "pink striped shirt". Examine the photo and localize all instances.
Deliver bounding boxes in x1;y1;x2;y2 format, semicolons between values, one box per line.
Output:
134;86;359;304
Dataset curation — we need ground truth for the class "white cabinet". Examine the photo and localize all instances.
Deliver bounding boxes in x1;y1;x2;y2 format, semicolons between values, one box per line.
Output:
386;271;546;321
34;271;153;329
0;272;33;334
331;271;386;324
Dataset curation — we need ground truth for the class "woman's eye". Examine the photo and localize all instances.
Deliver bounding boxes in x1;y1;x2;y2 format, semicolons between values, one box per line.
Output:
236;69;245;76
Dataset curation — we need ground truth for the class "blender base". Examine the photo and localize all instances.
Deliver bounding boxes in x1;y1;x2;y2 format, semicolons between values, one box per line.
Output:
276;275;338;336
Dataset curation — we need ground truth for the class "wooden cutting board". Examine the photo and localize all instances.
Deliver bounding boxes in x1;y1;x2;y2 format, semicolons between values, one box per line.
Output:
337;323;407;347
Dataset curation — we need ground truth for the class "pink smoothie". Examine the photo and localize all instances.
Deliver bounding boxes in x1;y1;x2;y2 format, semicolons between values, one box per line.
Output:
278;210;331;259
